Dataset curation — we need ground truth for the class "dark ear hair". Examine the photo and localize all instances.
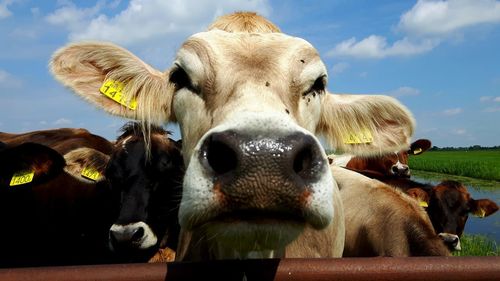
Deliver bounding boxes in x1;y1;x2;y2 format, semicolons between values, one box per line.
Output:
470;199;499;218
0;142;66;187
409;139;432;155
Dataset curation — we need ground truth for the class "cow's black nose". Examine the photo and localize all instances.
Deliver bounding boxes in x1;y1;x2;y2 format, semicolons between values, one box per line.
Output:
200;131;324;181
109;225;145;244
392;165;409;175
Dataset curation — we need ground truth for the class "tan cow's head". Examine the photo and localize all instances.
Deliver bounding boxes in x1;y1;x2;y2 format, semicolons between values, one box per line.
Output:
50;12;414;259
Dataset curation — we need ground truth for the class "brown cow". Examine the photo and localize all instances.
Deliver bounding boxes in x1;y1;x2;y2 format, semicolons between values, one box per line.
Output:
329;138;431;178
50;12;415;260
0;141;114;267
352;172;498;251
0;123;184;266
0;127;114;155
333;166;450;257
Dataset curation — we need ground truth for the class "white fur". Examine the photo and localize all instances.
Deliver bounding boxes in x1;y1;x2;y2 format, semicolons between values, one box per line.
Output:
109;221;157;250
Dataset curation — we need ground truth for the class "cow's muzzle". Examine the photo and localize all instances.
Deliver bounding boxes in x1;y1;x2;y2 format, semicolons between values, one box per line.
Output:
438;232;461;251
197;130;327;228
109;222;158;254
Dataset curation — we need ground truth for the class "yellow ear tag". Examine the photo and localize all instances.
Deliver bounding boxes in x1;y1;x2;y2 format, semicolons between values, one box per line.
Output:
10;170;35;186
344;129;373;144
419;201;428;208
413;148;423;155
81;166;101;181
100;79;137;110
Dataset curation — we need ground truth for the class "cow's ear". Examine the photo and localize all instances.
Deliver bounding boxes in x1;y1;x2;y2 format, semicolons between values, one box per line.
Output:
470;199;499;218
50;42;175;123
409;139;432;155
406;188;430;208
0;143;65;186
318;93;415;156
63;148;110;183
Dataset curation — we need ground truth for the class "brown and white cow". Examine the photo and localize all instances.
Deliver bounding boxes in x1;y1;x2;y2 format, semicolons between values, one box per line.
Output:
352;172;498;251
333;166;450;257
329;138;431;178
50;12;415;259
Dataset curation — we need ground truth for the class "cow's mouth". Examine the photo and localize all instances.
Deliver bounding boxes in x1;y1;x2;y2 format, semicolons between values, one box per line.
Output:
190;209;306;253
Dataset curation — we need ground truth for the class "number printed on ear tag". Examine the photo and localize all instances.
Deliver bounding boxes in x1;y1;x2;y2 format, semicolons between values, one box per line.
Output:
100;79;137;110
81;166;101;181
344;129;373;144
10;170;35;186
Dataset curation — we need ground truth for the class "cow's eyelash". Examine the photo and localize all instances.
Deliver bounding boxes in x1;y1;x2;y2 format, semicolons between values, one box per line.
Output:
303;75;326;97
169;66;197;93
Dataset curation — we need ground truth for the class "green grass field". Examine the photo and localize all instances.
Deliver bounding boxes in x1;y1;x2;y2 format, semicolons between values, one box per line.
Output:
452;234;499;256
408;149;500;181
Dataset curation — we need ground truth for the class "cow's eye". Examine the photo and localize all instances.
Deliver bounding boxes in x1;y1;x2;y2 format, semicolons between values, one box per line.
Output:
303;75;326;97
169;66;196;92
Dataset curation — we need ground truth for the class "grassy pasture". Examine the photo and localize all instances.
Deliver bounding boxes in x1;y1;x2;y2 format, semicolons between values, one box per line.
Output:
409;149;500;181
452;234;499;256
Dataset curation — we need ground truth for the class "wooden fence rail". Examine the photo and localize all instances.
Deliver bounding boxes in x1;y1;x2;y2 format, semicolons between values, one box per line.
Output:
0;256;499;281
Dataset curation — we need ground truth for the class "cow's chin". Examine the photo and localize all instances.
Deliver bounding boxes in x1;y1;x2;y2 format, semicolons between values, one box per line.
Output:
196;216;306;259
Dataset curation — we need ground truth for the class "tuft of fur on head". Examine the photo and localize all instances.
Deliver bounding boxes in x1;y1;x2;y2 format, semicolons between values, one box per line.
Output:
116;121;172;160
208;11;281;33
63;148;110;183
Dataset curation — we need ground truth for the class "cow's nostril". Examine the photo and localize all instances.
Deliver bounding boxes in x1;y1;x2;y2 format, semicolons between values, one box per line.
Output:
204;134;238;175
293;145;313;176
131;227;145;242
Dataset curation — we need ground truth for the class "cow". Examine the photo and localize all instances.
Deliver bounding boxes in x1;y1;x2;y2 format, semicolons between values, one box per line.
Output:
0;123;184;266
0;141;114;267
103;122;184;262
350;171;499;251
50;11;415;260
0;127;114;155
333;165;450;257
329;138;431;178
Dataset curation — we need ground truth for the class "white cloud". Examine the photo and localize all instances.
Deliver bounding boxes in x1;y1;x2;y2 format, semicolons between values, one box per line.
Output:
387;86;421;97
328;0;500;59
484;106;500;112
0;0;13;19
46;0;271;46
452;128;467;135
480;96;500;102
45;2;103;31
480;96;492;102
327;35;438;59
0;69;22;89
442;107;463;116
331;62;349;75
398;0;500;37
53;118;73;126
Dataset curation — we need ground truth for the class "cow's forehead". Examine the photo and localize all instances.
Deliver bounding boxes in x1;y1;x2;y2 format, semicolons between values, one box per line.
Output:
178;30;323;70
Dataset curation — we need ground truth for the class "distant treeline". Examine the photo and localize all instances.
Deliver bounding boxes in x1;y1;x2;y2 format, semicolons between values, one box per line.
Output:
429;145;500;151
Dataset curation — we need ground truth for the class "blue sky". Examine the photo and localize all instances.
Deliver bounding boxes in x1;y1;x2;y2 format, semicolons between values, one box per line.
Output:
1;0;499;148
